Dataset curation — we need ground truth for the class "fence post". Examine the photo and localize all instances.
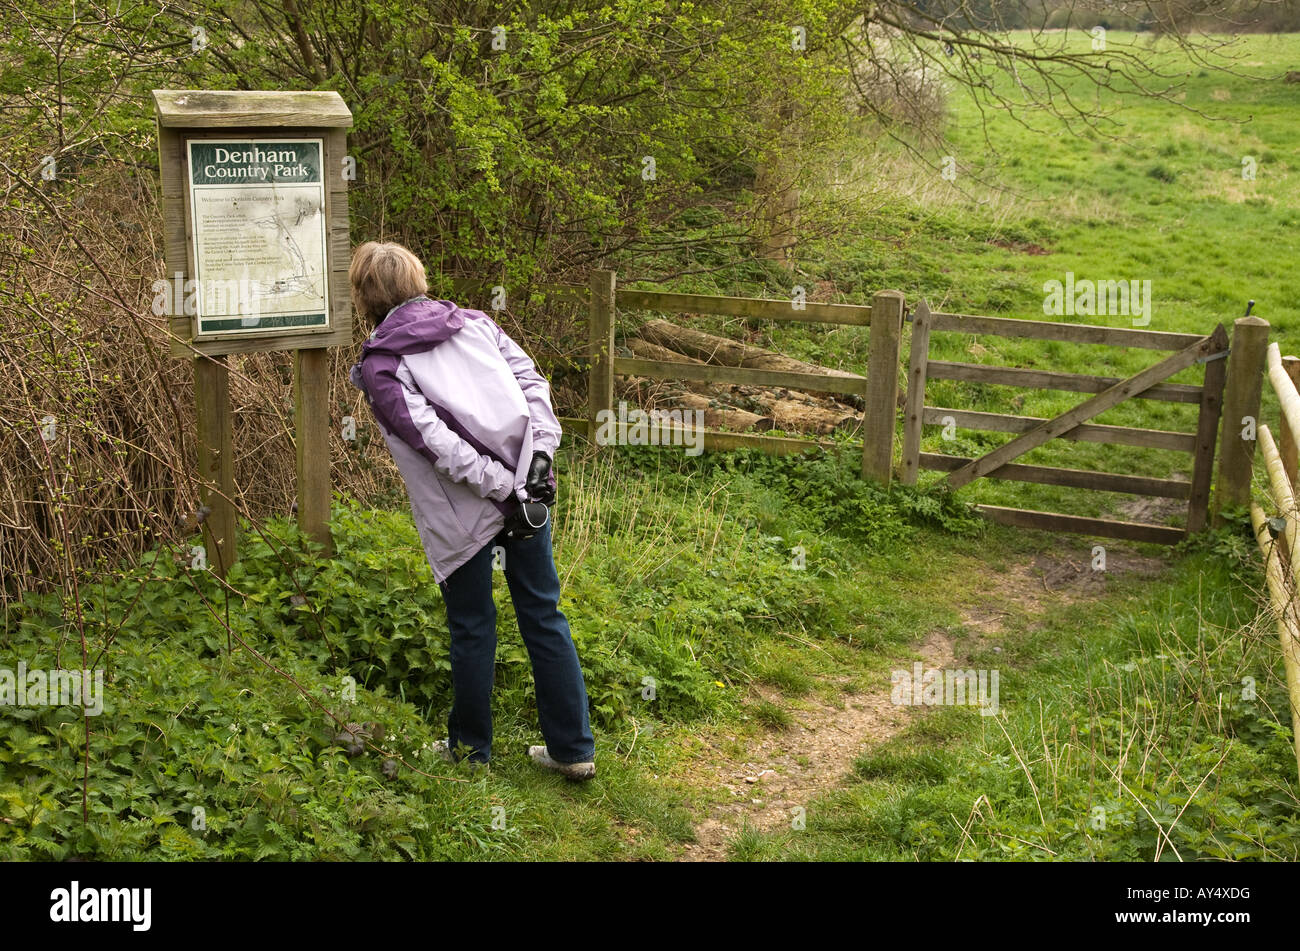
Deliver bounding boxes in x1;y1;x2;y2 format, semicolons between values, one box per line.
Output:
1213;315;1269;525
900;299;931;485
863;290;905;483
294;347;333;554
194;354;237;577
1280;355;1300;489
1186;324;1229;534
588;269;617;444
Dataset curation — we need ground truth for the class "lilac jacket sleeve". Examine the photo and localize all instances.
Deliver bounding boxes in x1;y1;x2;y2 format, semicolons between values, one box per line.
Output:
361;355;515;501
492;322;563;457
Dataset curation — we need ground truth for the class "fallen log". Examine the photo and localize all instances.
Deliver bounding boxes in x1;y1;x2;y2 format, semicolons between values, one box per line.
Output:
615;362;774;432
651;390;774;432
626;335;861;412
623;337;719;399
621;332;862;434
624;337;704;365
769;385;861;412
638;318;866;408
767;398;859;435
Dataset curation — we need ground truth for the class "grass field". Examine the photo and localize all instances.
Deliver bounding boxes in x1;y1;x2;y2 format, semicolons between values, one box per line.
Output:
8;442;1291;861
626;30;1300;523
897;30;1300;519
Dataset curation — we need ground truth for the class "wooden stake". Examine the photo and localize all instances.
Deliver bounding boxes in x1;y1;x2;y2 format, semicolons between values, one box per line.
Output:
900;299;932;485
588;269;617;442
194;354;237;577
1187;325;1229;533
295;347;333;553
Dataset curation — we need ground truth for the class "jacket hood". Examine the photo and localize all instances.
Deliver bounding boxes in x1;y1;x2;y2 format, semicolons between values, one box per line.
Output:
362;297;471;358
351;297;477;390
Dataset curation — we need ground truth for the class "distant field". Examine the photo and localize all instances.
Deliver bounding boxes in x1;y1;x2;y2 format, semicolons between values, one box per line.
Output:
774;31;1300;523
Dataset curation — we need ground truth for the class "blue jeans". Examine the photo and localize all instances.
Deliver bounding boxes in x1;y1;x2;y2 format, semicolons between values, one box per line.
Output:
438;519;595;765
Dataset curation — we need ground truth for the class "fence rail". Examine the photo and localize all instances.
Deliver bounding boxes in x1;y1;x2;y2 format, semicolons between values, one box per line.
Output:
611;356;867;398
558;415;838;455
617;288;873;325
918;453;1193;498
920;408;1197;452
976;506;1187;545
926;310;1204;350
924;361;1205;403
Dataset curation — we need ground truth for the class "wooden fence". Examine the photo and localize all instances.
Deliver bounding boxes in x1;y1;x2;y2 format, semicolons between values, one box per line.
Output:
1251;344;1300;783
449;271;905;476
585;270;905;480
448;273;1266;543
900;301;1249;544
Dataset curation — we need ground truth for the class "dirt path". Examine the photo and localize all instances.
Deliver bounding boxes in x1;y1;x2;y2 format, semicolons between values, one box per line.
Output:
676;546;1165;861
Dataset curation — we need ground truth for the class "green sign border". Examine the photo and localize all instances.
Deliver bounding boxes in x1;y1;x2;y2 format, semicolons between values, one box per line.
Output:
186;138;330;338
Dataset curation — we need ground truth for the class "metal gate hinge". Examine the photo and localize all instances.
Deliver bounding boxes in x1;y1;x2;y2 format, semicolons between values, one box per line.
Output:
1197;349;1230;365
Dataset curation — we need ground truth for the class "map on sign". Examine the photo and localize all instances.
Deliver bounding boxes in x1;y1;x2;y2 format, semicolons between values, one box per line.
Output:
186;139;329;336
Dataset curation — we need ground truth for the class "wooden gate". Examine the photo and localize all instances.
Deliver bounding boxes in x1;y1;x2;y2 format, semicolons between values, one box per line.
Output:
901;300;1230;544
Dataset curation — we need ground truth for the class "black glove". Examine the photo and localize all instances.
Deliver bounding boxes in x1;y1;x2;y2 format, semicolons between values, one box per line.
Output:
503;501;550;541
525;451;555;505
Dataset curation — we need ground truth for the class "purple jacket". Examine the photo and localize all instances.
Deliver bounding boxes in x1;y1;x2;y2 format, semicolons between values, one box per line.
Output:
349;297;562;581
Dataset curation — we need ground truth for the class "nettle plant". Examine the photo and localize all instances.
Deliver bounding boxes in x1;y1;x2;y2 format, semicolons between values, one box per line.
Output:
0;506;537;860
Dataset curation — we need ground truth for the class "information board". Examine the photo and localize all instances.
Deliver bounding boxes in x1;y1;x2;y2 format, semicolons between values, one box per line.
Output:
186;138;329;336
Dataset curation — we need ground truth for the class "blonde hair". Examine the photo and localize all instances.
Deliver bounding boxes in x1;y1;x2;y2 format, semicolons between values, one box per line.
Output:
349;241;429;327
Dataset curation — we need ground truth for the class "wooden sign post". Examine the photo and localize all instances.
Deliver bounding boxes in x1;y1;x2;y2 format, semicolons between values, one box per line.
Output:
154;90;353;575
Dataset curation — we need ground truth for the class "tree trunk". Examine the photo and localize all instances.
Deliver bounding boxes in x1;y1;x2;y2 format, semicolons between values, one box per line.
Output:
767;398;859;435
637;318;864;406
652;390;774;432
754;101;800;265
624;337;704;365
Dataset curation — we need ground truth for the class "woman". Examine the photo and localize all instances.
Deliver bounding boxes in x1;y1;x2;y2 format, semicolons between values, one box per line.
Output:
347;241;595;780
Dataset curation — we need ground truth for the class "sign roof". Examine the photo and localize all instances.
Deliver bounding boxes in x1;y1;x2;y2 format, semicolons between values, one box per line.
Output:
152;90;352;129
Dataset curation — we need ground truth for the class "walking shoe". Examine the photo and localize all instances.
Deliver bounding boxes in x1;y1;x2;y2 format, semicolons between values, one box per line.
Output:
528;745;596;781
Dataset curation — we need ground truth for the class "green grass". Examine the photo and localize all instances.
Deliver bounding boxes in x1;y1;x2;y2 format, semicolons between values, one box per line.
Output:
723;540;1300;861
0;446;984;860
892;30;1300;519
3;438;1290;861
